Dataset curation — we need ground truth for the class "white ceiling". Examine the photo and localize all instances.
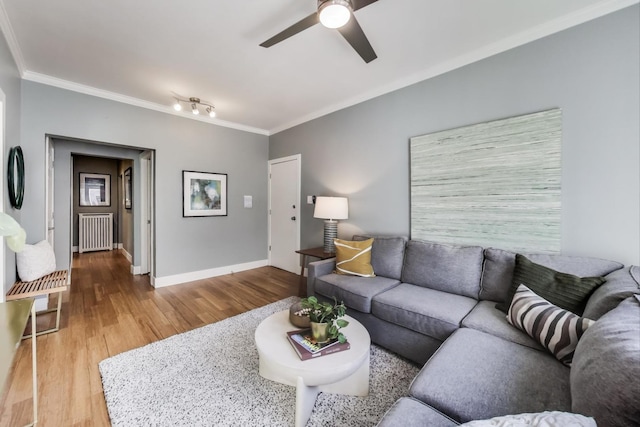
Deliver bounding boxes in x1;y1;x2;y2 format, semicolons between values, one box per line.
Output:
0;0;635;135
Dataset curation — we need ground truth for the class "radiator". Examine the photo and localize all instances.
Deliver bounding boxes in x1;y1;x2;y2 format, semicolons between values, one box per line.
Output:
78;213;114;253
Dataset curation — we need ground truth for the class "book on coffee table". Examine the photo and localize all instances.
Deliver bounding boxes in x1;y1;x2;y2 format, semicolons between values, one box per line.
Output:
286;329;350;361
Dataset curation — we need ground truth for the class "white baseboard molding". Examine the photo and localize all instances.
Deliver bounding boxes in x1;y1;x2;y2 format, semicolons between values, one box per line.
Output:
152;259;269;288
121;248;133;263
74;244;121;252
131;264;141;275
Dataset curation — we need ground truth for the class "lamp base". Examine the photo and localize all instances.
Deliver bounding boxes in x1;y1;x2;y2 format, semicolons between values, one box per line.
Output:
323;220;338;253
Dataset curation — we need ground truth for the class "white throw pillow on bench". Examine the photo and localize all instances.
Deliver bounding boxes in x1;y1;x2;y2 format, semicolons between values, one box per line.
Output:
16;240;56;282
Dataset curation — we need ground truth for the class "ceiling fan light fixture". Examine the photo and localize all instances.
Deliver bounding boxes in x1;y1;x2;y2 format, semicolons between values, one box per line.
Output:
318;0;351;29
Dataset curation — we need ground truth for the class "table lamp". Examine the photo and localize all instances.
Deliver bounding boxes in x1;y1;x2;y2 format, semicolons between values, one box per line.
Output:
314;196;348;253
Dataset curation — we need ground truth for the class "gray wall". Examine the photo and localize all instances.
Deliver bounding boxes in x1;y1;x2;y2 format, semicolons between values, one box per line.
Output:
0;25;22;292
21;82;269;278
72;155;119;247
270;6;640;266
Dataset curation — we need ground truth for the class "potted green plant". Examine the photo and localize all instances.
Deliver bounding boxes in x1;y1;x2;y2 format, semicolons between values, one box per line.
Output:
299;296;349;343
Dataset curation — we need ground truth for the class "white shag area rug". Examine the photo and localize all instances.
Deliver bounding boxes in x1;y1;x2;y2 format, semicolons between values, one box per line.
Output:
99;297;419;427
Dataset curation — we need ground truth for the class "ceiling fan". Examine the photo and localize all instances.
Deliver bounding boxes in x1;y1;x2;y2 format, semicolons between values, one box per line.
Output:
260;0;379;63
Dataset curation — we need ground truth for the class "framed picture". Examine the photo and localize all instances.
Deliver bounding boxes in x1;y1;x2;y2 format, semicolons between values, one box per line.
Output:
80;173;111;206
183;170;227;217
124;167;132;209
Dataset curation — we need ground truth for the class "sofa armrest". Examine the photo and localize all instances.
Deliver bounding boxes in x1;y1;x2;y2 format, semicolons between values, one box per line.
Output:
307;258;336;296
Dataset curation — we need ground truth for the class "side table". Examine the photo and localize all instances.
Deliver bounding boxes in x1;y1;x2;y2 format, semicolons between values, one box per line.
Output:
295;247;335;296
255;310;370;427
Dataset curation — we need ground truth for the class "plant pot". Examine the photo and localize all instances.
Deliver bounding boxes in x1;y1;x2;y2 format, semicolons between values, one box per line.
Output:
289;302;310;328
310;321;330;343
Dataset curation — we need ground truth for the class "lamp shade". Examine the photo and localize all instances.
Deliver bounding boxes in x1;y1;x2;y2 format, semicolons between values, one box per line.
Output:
314;196;348;220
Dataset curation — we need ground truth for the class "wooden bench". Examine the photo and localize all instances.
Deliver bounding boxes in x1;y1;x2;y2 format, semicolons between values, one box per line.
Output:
6;270;68;339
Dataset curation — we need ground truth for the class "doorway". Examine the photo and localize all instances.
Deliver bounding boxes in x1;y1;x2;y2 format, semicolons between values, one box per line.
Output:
47;137;155;281
268;155;301;274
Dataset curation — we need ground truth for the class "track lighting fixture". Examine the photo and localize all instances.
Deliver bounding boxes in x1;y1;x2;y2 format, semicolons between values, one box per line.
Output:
172;96;216;118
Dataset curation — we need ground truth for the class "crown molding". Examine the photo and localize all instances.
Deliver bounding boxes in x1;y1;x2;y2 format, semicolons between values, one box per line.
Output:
0;0;26;75
268;0;639;134
22;71;270;135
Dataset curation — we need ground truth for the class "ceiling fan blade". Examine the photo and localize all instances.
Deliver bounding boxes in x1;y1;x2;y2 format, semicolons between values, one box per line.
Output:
337;15;377;63
260;13;319;48
351;0;378;12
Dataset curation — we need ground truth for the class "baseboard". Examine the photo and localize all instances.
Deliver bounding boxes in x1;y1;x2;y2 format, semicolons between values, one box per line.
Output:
131;264;141;275
74;244;121;252
152;259;269;288
121;248;133;263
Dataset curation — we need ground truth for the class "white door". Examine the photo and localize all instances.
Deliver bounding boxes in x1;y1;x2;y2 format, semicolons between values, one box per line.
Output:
45;137;55;247
269;155;300;274
140;151;154;276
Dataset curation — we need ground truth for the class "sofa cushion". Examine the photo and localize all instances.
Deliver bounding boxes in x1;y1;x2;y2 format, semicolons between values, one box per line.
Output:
480;248;623;303
401;240;483;299
571;296;640;427
410;328;571;423
377;397;458;427
372;283;476;341
353;235;406;280
315;274;400;313
507;285;594;366
334;238;375;277
582;266;640;320
495;255;605;314
461;300;541;350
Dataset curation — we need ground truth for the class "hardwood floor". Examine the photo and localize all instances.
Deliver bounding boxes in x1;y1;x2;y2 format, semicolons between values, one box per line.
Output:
0;250;299;426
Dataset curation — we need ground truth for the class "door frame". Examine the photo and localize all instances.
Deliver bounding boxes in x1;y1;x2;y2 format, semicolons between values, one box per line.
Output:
139;150;154;277
267;154;301;268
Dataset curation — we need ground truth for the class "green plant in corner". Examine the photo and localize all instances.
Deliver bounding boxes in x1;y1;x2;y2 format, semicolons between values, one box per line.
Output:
300;296;349;343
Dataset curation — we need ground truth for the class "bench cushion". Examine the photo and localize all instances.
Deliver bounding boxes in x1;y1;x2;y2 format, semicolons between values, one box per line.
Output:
315;274;400;313
401;240;483;299
372;283;476;341
410;328;571;423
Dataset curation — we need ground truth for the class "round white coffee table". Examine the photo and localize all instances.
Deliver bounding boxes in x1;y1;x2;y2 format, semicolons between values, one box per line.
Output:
255;310;370;427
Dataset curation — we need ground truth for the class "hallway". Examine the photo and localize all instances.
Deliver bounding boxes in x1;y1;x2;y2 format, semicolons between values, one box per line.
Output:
0;250;299;426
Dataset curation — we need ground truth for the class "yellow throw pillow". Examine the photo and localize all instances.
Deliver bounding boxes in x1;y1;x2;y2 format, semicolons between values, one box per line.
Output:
334;238;375;277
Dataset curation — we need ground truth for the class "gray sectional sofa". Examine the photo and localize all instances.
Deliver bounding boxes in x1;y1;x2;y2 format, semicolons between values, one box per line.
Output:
307;236;640;426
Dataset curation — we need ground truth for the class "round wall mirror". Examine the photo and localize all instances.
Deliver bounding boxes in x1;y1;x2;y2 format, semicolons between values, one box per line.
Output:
8;146;25;209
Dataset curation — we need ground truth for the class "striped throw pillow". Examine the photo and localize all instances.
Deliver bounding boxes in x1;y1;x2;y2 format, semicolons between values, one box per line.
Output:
507;284;595;366
334;238;375;277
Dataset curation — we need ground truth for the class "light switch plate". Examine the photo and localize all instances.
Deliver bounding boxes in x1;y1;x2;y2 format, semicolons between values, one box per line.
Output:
307;195;313;204
244;195;252;208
